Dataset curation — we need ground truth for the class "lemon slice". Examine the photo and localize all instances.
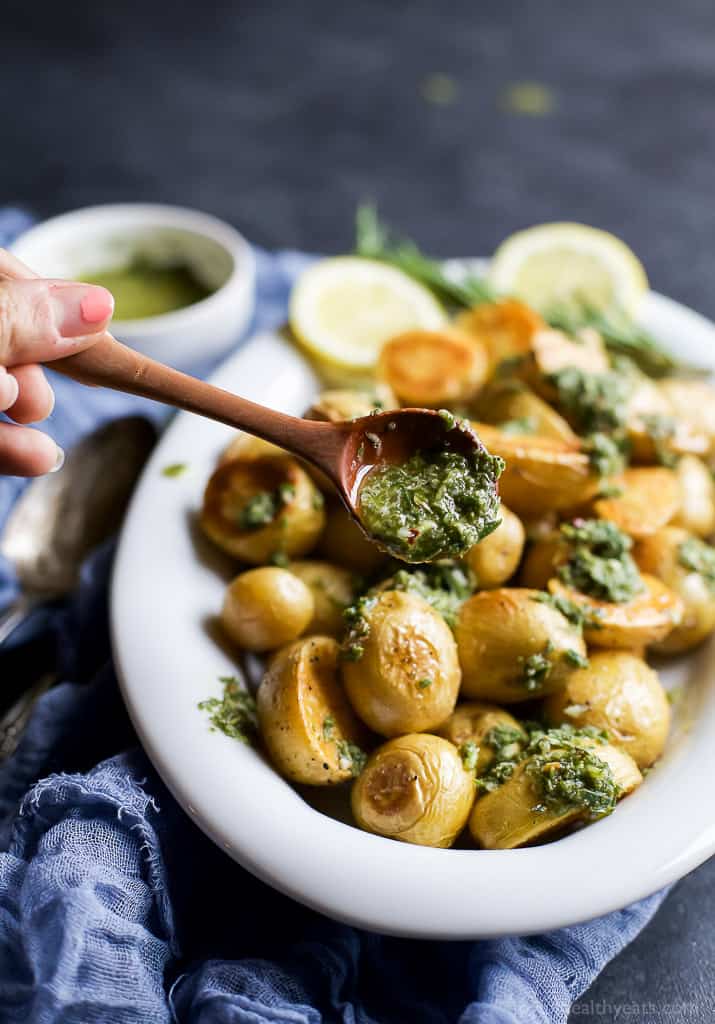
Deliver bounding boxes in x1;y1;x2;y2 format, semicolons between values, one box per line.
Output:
489;223;648;314
289;257;447;372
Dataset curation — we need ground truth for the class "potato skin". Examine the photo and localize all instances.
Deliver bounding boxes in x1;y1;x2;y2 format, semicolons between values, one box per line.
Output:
469;741;641;849
201;456;325;564
318;498;386;574
257;636;369;785
672;456;715;537
351;733;475;847
437;702;523;774
543;650;671;768
634;527;715;653
304;385;397;423
464;505;525;588
455;299;544;371
472;384;580;445
222;567;315;651
341;591;461;736
288;560;358;637
592;467;681;539
377;328;488;407
220;432;286;465
455;588;587;703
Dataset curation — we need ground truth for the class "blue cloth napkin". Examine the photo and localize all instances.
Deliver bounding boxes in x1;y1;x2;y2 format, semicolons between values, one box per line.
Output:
0;209;668;1024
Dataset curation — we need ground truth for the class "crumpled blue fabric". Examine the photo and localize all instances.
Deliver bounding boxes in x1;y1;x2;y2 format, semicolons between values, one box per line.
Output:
0;208;668;1024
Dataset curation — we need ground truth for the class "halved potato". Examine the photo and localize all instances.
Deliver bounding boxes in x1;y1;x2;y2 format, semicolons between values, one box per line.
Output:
437;702;524;774
469;741;641;849
592;467;681;539
672;456;715;537
473;423;600;514
626;378;708;463
221;567;314;651
377;327;488;407
547;575;684;649
455;588;587;702
471;383;580;445
455;298;544;370
288;560;358;637
351;733;475;847
543;650;671;768
257;636;370;785
304;384;397;423
659;379;715;454
318;498;387;574
634;527;715;653
463;504;525;588
201;456;326;564
341;590;461;736
220;431;287;465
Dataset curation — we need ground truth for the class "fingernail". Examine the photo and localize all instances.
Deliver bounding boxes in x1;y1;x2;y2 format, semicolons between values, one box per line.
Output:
50;284;114;337
50;445;65;473
1;372;19;411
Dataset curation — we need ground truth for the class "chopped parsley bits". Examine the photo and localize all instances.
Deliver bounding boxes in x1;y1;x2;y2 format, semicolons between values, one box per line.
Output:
417;678;433;689
564;648;589;668
336;740;367;776
459;740;479;773
518;647;553;691
162;462;188;478
678;536;715;592
238;482;294;529
548;367;633;435
558;518;642;604
531;591;586;630
341;595;378;661
640;413;678;467
322;715;336;740
377;563;476;628
198;676;258;745
582;432;627;479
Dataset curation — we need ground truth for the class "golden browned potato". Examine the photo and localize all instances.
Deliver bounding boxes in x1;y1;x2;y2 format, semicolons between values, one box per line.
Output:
455;588;587;703
659;379;715;454
201;456;326;564
547;576;684;649
341;591;461;736
304;385;397;422
318;498;387;574
472;383;580;445
519;532;565;590
351;733;475;847
469;741;641;849
455;298;544;370
464;505;525;588
634;527;715;653
672;455;715;537
288;560;358;637
543;650;671;768
221;567;315;651
592;467;681;539
257;636;370;785
473;423;600;515
626;378;708;463
220;431;287;465
377;328;488;407
527;327;610;381
437;702;524;774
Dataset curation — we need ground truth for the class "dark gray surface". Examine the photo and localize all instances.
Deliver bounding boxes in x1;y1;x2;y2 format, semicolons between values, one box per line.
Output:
3;1;715;1019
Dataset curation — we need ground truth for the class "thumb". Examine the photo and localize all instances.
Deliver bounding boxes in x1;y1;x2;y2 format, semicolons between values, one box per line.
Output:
0;277;114;367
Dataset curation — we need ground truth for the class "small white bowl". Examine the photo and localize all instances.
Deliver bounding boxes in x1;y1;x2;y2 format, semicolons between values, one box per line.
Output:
11;203;256;370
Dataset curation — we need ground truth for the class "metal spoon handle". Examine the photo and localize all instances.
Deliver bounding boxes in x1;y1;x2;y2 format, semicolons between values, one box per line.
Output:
0;593;37;645
51;333;344;476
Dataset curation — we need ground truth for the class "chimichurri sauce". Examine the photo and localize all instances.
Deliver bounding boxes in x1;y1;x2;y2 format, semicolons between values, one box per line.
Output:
358;446;503;562
80;262;212;320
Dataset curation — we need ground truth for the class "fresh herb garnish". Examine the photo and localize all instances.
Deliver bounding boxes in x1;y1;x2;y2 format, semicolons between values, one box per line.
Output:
523;725;618;819
238;483;294;529
417;678;433;689
532;591;587;629
198;676;258;744
519;646;554;692
582;432;628;479
565;648;589;668
459;740;479;773
322;715;336;741
162;462;188;478
341;595;378;661
548;367;633;435
678;536;715;593
336;740;367;777
377;562;476;628
474;724;529;792
558;518;642;604
640;413;678;467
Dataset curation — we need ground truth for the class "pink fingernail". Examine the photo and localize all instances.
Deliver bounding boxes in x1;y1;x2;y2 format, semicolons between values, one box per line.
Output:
50;284;114;337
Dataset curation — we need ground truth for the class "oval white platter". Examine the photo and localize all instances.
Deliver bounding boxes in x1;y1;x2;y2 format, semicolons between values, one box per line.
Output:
112;289;715;939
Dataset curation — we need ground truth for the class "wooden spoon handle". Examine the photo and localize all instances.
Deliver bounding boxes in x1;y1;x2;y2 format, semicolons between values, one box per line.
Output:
50;333;334;464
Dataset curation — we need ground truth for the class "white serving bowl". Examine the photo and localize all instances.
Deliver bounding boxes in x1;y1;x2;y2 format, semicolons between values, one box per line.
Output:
11;203;255;370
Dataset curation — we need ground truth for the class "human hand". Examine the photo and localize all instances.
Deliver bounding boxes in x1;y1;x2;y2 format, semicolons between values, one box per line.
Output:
0;248;114;476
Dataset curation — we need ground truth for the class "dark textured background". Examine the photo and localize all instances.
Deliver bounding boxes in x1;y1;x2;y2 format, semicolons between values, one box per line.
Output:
3;1;715;1019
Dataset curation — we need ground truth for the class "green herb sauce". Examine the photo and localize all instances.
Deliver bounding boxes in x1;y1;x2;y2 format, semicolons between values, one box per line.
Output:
81;261;212;320
358;448;503;563
678;536;715;592
238;483;294;530
548;367;633;435
336;740;367;776
519;647;554;692
558;518;642;604
162;462;188;478
376;562;476;628
582;432;627;479
198;676;258;744
459;740;479;773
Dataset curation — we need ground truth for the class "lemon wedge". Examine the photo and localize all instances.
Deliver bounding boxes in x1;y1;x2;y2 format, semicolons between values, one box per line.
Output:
289;257;447;372
489;223;648;315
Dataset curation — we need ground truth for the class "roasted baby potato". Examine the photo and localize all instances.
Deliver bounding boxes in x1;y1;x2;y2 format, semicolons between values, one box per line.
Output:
626;378;708;463
201;456;326;564
455;588;587;702
341;590;461;736
455;298;544;370
672;455;715;537
592;467;681;539
318;498;387;574
437;702;524;774
472;383;580;445
221;567;315;651
473;423;600;515
463;504;525;588
220;431;287;465
547;576;684;649
469;741;641;850
527;326;610;381
377;328;488;407
659;379;715;454
288;560;358;637
634;527;715;653
257;636;370;785
543;650;671;768
304;385;397;422
351;733;475;847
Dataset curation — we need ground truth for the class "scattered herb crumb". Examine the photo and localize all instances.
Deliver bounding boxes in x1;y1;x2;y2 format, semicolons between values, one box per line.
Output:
417;678;433;689
162;462;188;478
198;676;258;745
678;536;715;592
322;714;336;741
459;740;479;773
336;740;367;776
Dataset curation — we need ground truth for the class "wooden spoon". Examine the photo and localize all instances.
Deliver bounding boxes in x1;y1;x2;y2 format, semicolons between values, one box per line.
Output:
51;333;481;542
